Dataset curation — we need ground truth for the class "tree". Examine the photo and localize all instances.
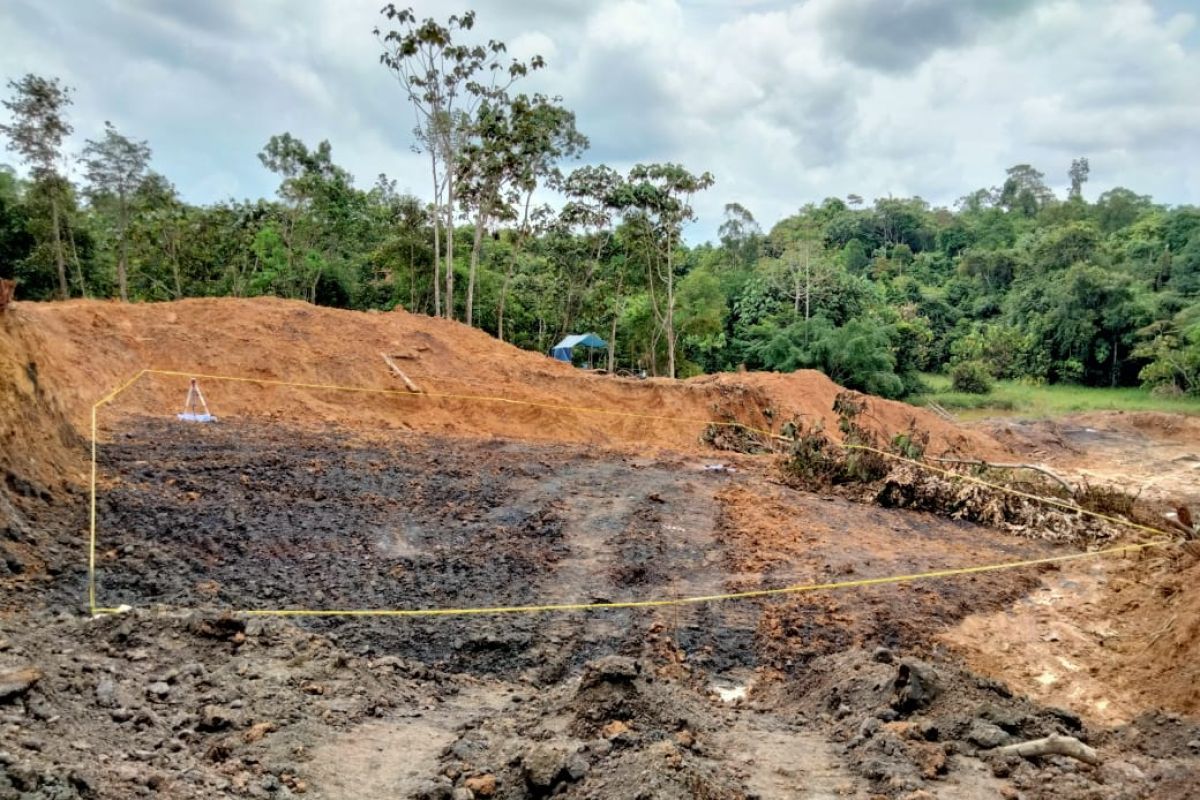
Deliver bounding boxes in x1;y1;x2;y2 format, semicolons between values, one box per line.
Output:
615;163;713;378
718;202;761;268
377;6;541;320
459;93;585;327
81;121;152;301
561;164;625;367
257;133;361;304
0;74;73;298
999;164;1053;216
1068;157;1089;201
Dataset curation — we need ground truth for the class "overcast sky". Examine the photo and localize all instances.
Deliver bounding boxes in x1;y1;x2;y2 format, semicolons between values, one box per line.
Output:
2;0;1198;241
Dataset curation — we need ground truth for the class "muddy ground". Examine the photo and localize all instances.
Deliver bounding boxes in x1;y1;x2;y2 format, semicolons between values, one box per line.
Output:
1;416;1198;799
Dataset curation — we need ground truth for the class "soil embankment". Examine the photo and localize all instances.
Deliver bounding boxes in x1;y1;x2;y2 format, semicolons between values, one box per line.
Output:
3;297;1003;465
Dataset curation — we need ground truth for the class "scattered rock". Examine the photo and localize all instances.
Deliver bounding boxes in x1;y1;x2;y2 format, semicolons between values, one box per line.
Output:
601;720;630;739
463;773;496;797
0;667;40;702
523;743;568;790
198;704;236;732
243;721;277;743
581;655;639;686
893;659;940;713
966;720;1011;750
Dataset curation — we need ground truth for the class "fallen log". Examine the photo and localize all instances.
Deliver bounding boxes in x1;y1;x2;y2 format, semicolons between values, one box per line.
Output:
994;734;1100;766
380;352;422;393
928;457;1076;495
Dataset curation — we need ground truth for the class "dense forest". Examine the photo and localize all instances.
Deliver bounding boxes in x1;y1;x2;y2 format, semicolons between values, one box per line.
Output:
2;9;1198;398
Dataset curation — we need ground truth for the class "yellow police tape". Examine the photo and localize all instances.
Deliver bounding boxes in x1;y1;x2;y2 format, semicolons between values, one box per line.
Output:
87;368;1180;618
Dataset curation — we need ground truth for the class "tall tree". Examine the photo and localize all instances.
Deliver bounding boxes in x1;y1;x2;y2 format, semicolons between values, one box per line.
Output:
0;74;74;298
377;6;541;320
81;121;151;301
1068;156;1089;201
617;163;714;379
257;133;359;303
459;93;585;327
999;164;1054;216
562;164;624;368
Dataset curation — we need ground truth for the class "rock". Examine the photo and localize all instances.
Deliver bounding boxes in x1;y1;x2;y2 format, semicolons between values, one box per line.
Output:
146;681;170;700
0;667;40;702
601;720;630;739
523;743;568;790
452;789;473;800
581;656;640;687
872;646;894;664
588;738;613;758
191;615;246;641
198;705;236;732
893;660;940;713
243;721;277;743
464;773;496;796
564;753;589;781
1188;740;1200;751
978;704;1025;733
966;720;1011;749
95;677;121;708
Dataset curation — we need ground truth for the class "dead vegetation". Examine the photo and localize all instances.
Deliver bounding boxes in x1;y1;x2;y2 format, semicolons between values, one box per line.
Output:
777;392;1164;545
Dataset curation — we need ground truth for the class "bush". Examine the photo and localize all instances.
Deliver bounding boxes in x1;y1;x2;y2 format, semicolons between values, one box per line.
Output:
950;360;994;394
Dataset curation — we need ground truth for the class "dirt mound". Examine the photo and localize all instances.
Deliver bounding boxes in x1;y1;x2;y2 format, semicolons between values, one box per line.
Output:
2;298;1006;468
944;548;1200;726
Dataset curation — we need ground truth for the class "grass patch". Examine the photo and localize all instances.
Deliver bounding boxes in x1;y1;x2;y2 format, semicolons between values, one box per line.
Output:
913;372;1200;420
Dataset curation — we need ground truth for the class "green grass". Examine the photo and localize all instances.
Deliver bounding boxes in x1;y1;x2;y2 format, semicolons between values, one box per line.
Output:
912;372;1200;420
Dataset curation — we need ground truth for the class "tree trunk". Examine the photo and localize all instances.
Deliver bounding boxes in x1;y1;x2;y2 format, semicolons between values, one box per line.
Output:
608;312;619;372
804;249;811;322
665;236;676;379
67;224;87;297
498;257;512;342
498;190;534;344
444;167;455;320
116;198;130;302
607;271;624;373
466;205;487;327
50;197;69;299
1111;333;1119;388
170;233;182;298
429;155;442;317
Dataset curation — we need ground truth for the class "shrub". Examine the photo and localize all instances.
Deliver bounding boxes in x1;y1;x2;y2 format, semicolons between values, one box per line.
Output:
950;360;994;394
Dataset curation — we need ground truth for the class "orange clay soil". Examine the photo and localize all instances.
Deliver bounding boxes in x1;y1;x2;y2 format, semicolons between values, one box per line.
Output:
0;297;1006;483
941;547;1200;725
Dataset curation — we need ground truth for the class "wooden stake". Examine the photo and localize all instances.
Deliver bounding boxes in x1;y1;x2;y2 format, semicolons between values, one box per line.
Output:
380;352;423;393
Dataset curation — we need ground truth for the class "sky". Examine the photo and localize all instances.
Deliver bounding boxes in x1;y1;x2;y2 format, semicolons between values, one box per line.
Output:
2;0;1199;242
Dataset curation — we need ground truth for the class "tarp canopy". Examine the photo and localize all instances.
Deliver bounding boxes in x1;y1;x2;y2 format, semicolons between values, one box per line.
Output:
551;332;607;362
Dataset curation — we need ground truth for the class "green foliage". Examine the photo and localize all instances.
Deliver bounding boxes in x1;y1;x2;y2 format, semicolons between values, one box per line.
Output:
950;360;994;394
2;58;1198;403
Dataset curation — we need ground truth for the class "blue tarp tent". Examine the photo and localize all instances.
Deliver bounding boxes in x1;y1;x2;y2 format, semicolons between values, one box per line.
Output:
551;332;607;363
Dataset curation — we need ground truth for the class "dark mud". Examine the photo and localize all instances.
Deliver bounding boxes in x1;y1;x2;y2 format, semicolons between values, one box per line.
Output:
3;416;1198;798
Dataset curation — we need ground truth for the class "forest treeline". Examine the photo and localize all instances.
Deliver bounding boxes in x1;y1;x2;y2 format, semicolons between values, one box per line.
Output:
1;8;1198;397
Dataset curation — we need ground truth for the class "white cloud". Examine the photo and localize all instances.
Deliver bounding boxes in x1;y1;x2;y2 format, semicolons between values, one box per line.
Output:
1;0;1197;241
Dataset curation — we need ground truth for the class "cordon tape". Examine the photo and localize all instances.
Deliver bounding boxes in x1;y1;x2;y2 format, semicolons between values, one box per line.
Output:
87;369;1181;617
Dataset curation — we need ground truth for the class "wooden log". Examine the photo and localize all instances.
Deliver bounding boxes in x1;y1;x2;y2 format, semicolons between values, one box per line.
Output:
994;734;1100;766
928;457;1076;495
380;352;422;393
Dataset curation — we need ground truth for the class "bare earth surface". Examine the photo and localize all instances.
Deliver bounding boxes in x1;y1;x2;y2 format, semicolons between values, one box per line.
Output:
1;298;1198;799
